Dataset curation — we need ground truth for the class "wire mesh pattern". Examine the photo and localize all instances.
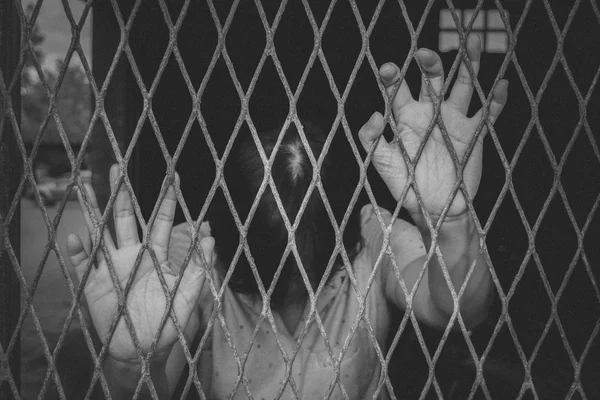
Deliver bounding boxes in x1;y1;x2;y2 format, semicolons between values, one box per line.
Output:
1;0;599;399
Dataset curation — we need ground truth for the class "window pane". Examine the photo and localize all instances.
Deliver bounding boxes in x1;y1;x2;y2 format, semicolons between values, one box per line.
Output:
440;9;461;29
439;31;460;52
487;9;509;30
463;9;484;29
486;32;508;53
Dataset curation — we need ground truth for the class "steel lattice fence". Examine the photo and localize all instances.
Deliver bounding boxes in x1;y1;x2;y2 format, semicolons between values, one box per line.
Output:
1;0;599;399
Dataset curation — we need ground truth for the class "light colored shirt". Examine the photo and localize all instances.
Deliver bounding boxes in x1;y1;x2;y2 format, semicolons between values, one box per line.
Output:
169;204;425;399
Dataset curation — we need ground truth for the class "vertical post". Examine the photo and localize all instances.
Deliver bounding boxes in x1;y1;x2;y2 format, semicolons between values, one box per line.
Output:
0;0;21;396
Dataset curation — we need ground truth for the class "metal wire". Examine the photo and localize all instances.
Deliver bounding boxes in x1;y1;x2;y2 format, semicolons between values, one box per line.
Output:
1;0;599;399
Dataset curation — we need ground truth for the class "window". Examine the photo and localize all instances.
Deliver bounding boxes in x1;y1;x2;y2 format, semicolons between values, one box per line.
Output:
439;8;509;53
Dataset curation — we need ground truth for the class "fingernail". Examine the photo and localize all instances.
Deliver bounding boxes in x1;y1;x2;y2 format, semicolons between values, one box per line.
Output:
370;112;382;128
369;112;378;124
380;64;393;74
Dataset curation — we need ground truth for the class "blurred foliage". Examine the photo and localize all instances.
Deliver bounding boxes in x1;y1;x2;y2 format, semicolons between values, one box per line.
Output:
22;3;45;83
21;62;91;145
20;2;91;145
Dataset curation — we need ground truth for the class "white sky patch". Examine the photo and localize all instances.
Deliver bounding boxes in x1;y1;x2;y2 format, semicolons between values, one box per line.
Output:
21;0;92;72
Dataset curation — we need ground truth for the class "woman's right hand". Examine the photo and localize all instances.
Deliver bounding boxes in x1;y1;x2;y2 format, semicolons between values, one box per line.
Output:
67;164;214;366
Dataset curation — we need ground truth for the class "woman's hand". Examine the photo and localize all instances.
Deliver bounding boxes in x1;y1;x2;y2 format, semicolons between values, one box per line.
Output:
67;164;214;366
359;35;508;219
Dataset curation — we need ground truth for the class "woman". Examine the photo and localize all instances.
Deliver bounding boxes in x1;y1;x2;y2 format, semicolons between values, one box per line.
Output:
67;36;507;399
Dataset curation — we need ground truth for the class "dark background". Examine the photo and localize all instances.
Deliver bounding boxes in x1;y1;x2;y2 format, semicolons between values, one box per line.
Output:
85;0;600;398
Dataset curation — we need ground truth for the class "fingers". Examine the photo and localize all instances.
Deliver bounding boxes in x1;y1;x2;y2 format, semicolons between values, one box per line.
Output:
110;164;139;248
76;183;115;262
379;62;414;115
416;48;444;103
358;112;386;152
67;233;90;281
448;34;482;114
358;112;405;192
473;79;509;128
488;80;509;123
169;224;192;272
150;175;179;263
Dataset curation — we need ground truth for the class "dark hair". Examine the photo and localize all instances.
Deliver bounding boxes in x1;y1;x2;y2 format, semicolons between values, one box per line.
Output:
209;121;363;306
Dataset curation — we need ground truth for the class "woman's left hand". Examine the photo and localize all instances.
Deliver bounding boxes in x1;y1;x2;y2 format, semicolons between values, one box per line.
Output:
359;34;508;220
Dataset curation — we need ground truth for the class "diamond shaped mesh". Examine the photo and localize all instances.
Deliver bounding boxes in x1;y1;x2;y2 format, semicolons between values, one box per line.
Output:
1;0;599;399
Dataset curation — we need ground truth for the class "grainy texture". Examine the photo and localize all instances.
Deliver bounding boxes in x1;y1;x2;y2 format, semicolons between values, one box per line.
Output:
1;0;599;399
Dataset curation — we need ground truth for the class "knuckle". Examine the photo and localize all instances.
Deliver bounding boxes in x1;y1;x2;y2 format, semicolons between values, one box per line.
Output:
455;75;472;85
156;209;173;222
114;207;135;219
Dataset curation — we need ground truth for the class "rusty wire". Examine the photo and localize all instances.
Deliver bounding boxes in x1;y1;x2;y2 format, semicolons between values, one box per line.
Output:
1;0;599;399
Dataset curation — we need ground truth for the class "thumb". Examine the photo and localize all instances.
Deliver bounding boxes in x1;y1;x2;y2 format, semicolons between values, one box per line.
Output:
198;236;215;269
67;233;90;282
179;236;214;295
359;113;408;201
358;112;396;168
358;112;385;149
171;236;215;333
